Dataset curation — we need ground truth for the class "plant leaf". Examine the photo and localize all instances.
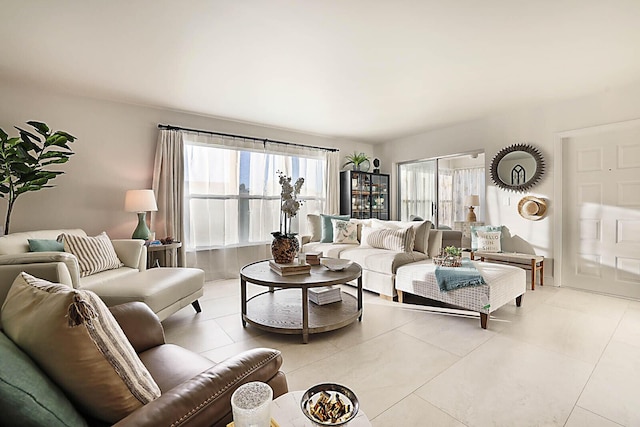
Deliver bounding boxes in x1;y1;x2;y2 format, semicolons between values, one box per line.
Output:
26;121;50;136
15;126;42;144
39;150;71;159
56;131;76;142
42;158;70;165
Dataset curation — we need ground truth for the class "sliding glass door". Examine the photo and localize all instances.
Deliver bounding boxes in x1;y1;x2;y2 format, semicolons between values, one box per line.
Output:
398;159;437;222
398;153;485;226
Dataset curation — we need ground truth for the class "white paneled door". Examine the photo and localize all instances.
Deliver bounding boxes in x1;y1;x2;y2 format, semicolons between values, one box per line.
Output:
562;123;640;299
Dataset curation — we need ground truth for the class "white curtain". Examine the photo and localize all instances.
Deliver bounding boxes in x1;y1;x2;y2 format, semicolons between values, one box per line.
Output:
398;160;437;222
453;167;485;222
324;150;340;214
151;129;186;266
181;132;330;280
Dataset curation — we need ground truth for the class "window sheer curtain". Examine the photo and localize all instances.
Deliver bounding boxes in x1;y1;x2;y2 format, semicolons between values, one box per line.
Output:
398;162;437;222
182;132;333;280
324;150;340;214
453;167;485;222
151;129;186;266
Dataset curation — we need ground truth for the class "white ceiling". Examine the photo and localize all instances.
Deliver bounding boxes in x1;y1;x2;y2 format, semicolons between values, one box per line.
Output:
2;1;640;143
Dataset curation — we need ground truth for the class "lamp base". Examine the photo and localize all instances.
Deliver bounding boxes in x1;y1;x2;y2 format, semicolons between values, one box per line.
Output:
466;207;477;222
132;212;151;240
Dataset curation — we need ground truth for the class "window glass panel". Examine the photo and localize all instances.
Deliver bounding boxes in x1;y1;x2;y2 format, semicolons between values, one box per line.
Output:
187;199;239;247
399;154;485;227
184;139;326;250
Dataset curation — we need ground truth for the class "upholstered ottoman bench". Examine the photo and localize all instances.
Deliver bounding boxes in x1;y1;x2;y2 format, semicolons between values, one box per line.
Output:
395;260;525;329
81;267;204;321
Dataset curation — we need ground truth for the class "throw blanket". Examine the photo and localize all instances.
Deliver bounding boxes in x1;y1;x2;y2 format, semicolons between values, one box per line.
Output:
435;259;486;291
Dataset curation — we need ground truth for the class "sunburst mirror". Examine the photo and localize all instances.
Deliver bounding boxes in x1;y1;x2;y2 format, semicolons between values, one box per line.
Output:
490;143;545;192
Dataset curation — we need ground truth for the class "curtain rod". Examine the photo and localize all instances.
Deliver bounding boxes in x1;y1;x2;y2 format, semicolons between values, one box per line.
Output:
157;124;339;153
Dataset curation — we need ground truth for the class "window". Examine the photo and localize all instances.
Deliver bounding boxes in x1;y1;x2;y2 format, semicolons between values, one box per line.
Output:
183;138;326;250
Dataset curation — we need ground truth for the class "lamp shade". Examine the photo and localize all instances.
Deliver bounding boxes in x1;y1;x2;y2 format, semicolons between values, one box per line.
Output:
124;190;158;213
465;195;480;207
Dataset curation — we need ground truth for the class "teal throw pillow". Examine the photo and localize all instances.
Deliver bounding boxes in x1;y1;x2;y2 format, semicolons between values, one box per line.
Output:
320;214;350;243
0;333;88;427
470;225;503;251
28;239;65;252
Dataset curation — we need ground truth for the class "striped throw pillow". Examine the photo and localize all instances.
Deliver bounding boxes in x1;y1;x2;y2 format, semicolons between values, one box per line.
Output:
1;273;161;423
367;226;416;252
60;232;123;277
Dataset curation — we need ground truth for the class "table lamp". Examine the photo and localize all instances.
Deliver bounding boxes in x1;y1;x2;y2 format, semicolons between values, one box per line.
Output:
124;189;158;240
465;195;480;222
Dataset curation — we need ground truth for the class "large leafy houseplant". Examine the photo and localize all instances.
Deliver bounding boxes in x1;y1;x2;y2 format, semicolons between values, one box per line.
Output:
0;121;77;234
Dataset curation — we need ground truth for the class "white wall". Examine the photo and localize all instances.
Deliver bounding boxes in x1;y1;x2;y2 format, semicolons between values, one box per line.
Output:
0;81;371;238
376;79;640;279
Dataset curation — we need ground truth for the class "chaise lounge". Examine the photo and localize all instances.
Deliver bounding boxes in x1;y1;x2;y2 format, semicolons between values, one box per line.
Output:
0;229;204;320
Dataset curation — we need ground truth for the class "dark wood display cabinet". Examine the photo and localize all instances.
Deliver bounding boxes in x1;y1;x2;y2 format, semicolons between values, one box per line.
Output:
340;170;390;220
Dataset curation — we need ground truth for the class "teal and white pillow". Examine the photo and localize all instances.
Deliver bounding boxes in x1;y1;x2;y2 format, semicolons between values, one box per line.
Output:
470;225;503;251
475;230;502;252
320;214;350;243
331;219;358;244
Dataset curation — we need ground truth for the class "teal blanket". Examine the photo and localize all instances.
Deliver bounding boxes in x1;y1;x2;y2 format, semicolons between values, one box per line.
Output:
435;259;486;291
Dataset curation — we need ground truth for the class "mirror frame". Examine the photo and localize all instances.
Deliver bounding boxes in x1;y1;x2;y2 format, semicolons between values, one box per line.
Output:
490;143;545;192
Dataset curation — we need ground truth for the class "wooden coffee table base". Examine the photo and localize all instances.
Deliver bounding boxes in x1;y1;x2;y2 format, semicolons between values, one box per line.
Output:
240;260;363;343
244;289;361;343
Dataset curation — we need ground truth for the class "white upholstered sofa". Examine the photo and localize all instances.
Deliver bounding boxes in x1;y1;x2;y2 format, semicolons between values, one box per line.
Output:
0;229;204;321
301;216;449;298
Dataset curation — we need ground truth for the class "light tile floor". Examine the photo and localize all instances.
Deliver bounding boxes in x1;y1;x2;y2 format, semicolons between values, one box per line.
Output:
161;280;640;427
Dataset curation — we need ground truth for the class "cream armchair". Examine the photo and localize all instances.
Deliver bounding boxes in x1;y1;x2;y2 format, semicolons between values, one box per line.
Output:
0;229;145;303
0;229;204;321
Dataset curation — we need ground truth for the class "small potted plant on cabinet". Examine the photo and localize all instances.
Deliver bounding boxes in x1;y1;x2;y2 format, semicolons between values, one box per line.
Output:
343;152;371;171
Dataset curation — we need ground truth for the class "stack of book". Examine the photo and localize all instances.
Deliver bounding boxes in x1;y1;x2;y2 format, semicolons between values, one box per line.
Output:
308;286;342;305
269;260;311;276
304;251;322;266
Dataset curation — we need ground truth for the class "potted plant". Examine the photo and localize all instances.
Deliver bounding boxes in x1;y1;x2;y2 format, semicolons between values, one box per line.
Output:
444;246;462;257
0;121;77;234
271;171;304;264
442;246;462;267
343;152;371;171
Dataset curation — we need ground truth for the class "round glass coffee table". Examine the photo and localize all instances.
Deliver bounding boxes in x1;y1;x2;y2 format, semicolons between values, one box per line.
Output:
272;390;372;426
240;260;363;343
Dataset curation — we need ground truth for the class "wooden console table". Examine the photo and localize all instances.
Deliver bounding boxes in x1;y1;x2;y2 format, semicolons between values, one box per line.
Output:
472;251;544;290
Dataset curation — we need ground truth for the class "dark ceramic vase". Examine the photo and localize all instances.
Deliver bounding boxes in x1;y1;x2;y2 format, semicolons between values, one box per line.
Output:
271;233;299;264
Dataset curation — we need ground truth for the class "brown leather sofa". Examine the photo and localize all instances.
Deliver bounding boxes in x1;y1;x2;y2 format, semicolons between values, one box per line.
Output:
0;299;288;427
113;302;288;426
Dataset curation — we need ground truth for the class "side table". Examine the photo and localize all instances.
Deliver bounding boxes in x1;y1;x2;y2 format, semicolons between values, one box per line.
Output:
146;242;182;268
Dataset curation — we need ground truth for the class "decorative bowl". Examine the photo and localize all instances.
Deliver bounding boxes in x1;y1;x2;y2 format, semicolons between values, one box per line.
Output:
320;258;353;271
300;383;359;426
